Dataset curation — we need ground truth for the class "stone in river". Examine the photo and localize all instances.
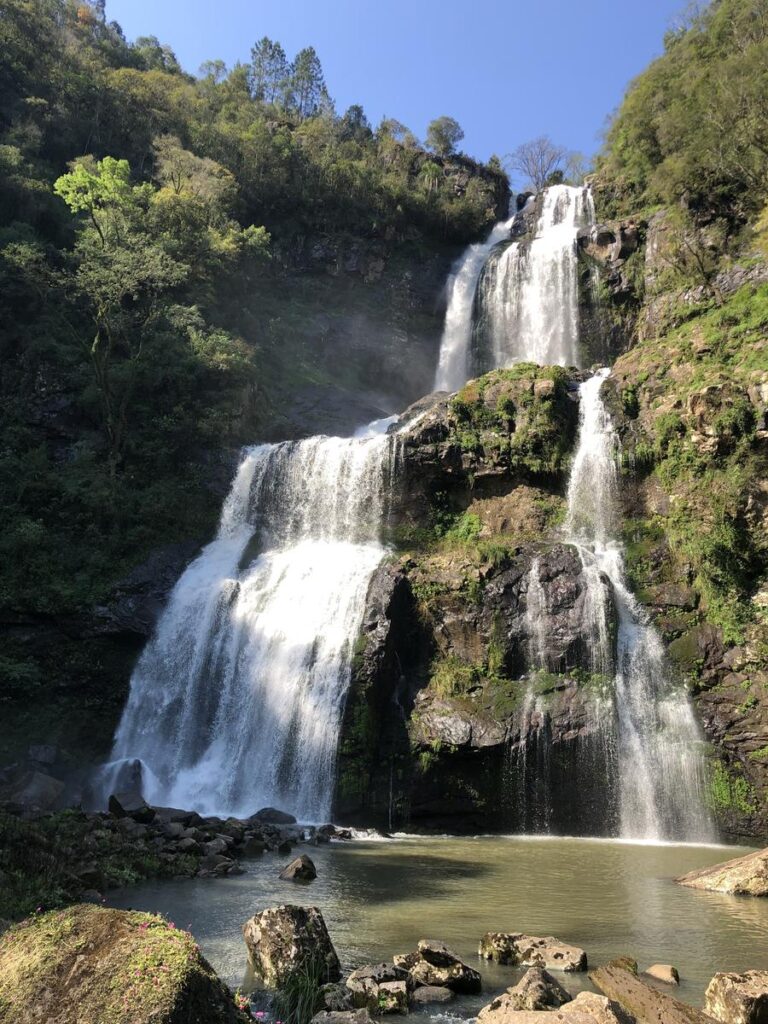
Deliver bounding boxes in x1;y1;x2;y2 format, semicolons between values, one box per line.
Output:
704;969;768;1023
479;932;587;972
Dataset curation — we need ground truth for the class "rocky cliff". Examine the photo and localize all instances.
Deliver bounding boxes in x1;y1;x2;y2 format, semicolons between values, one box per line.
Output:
336;211;768;840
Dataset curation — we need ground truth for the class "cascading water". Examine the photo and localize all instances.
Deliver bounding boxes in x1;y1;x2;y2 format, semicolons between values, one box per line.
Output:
434;185;593;392
102;431;395;822
434;210;519;393
564;370;714;842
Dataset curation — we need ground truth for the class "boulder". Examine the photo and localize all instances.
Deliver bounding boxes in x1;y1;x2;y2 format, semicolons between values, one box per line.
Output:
10;771;64;811
562;991;635;1023
478;967;572;1018
251;806;297;825
27;744;58;765
643;964;680;986
677;847;768;897
279;854;318;881
345;962;410;1010
410;986;454;1004
378;981;409;1014
321;983;354;1012
404;940;481;993
479;932;587;972
0;905;248;1024
242;835;266;856
704;970;768;1023
108;789;155;823
242;905;341;988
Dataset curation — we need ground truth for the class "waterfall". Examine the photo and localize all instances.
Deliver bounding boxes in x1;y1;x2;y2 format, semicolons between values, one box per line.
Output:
564;371;714;842
434;211;518;393
102;431;395;822
524;557;549;671
434;185;592;391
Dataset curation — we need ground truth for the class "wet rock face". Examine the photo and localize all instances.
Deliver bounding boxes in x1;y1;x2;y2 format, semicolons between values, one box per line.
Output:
704;970;768;1024
241;905;341;988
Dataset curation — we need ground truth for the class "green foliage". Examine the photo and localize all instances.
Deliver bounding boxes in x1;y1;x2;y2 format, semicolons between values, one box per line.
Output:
426;116;464;157
269;960;327;1024
707;760;757;816
597;0;768;234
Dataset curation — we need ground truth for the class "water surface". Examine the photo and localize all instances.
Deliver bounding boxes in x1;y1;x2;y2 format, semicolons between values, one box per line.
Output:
109;835;766;1011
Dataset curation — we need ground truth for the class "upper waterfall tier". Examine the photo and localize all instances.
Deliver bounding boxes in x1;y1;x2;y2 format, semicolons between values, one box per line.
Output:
434;185;593;393
102;431;396;822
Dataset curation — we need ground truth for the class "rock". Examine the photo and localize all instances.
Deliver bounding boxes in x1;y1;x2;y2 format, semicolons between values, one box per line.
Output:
644;964;680;985
0;905;248;1024
321;983;354;1012
252;806;297;825
203;838;230;857
177;837;201;854
346;962;410;1010
591;957;712;1023
10;771;64;811
479;932;587;972
318;824;352;841
278;839;292;854
405;940;482;993
478;967;572;1018
704;970;768;1023
562;991;635;1023
27;744;58;765
242;835;266;856
108;789;155;823
378;981;409;1014
78;889;105;904
311;1013;373;1024
677;847;768;896
414;984;456;1004
279;854;317;881
242;904;341;988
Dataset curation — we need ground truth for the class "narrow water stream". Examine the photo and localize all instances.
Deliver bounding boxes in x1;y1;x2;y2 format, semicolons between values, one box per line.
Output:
108;836;766;1012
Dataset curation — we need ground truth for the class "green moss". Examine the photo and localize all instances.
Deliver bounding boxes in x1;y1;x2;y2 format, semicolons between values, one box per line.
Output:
707;761;757;815
748;745;768;762
0;906;245;1024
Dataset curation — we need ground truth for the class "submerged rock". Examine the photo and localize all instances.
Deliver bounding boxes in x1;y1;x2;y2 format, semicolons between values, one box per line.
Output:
410;985;455;1004
279;854;318;881
242;904;341;988
0;905;248;1024
478;966;572;1017
479;932;588;972
676;847;768;896
704;970;768;1023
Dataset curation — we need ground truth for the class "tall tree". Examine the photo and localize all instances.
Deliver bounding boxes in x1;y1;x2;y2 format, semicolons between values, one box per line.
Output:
289;46;326;119
426;116;464;157
249;37;289;104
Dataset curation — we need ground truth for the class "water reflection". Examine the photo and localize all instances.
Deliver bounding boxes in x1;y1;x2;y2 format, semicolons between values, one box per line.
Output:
108;835;766;1009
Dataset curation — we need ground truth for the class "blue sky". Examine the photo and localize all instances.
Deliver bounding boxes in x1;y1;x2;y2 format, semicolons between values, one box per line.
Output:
105;0;686;167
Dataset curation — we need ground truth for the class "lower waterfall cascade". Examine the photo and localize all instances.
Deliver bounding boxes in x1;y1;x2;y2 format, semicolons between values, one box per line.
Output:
560;370;714;842
102;431;396;821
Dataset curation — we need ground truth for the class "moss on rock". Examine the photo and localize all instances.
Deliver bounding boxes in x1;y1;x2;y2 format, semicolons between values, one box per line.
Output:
0;905;249;1024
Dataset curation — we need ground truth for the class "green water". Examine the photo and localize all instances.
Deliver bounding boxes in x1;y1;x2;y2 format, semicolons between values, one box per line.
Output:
109;835;767;1012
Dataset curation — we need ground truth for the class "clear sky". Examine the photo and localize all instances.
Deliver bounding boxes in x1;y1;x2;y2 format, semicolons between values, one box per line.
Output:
104;0;686;166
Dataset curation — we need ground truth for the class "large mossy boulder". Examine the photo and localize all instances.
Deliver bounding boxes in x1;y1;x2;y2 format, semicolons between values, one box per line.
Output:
242;904;341;988
0;904;247;1024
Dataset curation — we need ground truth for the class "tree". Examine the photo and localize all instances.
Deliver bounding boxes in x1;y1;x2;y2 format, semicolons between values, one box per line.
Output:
248;37;289;104
339;104;372;143
53;156;143;246
426;116;464;157
288;47;327;119
506;136;569;191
